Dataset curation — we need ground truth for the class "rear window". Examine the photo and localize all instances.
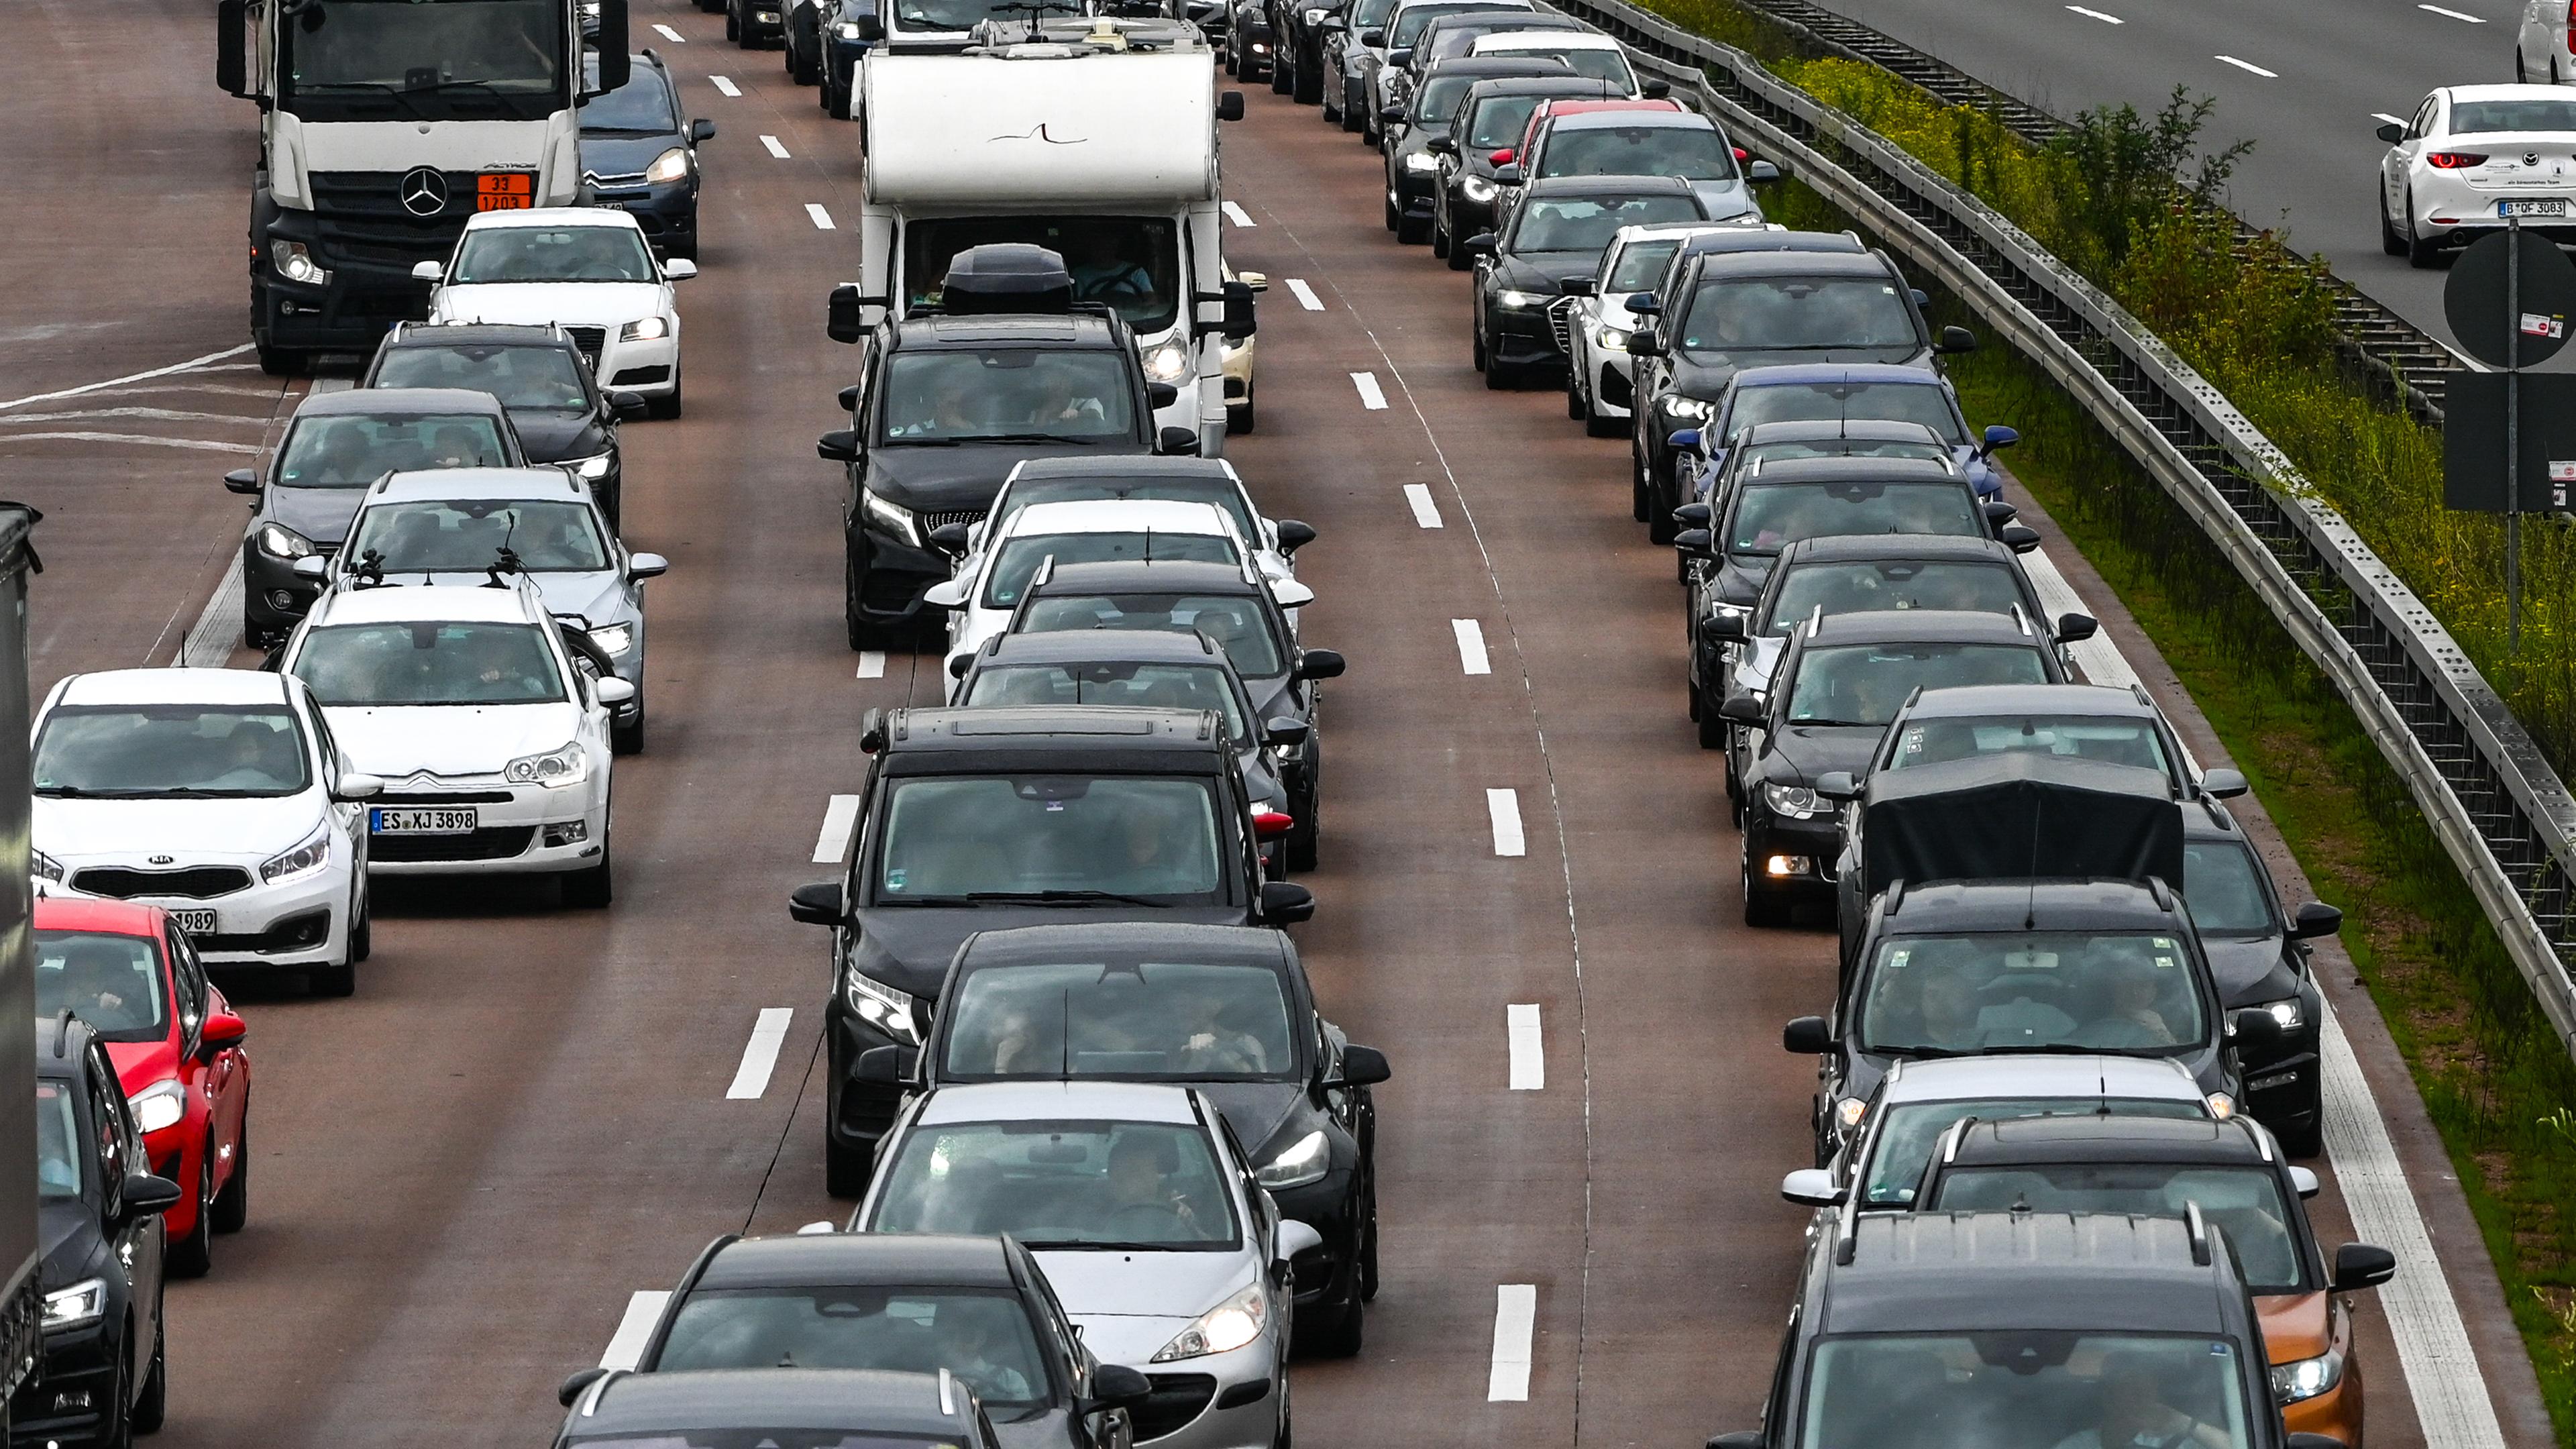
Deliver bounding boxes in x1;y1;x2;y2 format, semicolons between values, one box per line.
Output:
1607;237;1682;292
2450;99;2576;133
1469;94;1544;149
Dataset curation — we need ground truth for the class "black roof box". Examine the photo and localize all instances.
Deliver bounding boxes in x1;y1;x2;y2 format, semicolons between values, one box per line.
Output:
941;244;1074;315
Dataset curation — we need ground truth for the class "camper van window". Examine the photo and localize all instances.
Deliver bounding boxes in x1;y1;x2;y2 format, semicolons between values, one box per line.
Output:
895;0;1048;28
908;217;1181;333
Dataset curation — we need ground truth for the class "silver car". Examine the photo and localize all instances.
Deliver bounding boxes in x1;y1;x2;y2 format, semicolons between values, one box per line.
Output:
306;466;667;753
855;1081;1316;1449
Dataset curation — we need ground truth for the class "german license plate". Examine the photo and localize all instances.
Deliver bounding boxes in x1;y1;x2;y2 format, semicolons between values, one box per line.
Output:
165;909;217;936
477;172;535;212
372;806;478;835
2500;197;2568;218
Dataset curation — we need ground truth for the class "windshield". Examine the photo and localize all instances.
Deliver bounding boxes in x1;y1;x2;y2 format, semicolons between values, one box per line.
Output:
292;621;566;706
1491;44;1629;85
1738;439;1950;477
1542;125;1733;180
875;776;1224;902
1929;1163;2306;1290
1000;480;1255;543
906;216;1179;331
569;1437;959;1449
1884;713;2176;778
35;932;170;1045
350;499;608;573
1784;643;2049;727
278;0;567;123
1415;72;1481;121
1858;1099;2210;1208
1858;931;2209;1057
1469;94;1546;148
983;532;1238;610
654;1288;1051;1407
895;0;1046;28
1016;592;1285;678
276;413;508;488
1764;560;2025;634
36;706;310;800
879;351;1138;445
36;1083;78;1201
963;663;1249;739
943;959;1296;1080
2451;99;2576;133
2182;841;2275;936
1727;481;1982;556
1512;193;1705;253
1350;0;1398;28
1391;3;1488;47
372;344;590;411
1607;237;1682;292
870;1119;1240;1249
1725;381;1965;445
1681;276;1920;352
449;225;655;284
578;62;675;131
1798;1334;2253;1449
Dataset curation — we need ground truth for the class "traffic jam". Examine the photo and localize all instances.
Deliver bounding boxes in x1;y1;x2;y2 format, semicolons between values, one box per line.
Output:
7;0;2474;1442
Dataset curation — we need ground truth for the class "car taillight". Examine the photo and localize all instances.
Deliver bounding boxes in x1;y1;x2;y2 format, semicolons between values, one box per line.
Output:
1252;809;1296;839
2426;152;2489;168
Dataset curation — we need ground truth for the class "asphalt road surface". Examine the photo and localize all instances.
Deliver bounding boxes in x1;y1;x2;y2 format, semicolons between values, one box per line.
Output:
0;0;2552;1443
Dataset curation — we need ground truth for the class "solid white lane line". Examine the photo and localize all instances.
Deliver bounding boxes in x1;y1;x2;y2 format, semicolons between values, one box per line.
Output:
813;793;863;863
1285;278;1324;311
0;343;254;413
1452;618;1491;675
1403;483;1443;528
1488;1285;1537;1400
1487;788;1525;857
857;651;886;679
2214;54;2277;77
1350;371;1387;409
1506;1004;1543;1089
726;1008;796;1099
2418;3;2483;19
0;431;255;454
1221;201;1256;227
652;21;688;40
806;203;837;229
2065;4;2123;20
711;74;741;96
600;1291;671;1369
760;133;792;159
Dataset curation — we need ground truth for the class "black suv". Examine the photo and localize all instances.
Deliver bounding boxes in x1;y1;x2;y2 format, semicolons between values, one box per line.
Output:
787;706;1316;1194
14;1018;182;1448
222;386;525;647
2181;803;2341;1156
362;321;647;531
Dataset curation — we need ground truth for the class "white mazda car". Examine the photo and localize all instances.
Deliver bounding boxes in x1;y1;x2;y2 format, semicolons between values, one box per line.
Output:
2378;84;2576;267
279;576;627;906
418;207;694;416
929;498;1250;688
31;668;382;996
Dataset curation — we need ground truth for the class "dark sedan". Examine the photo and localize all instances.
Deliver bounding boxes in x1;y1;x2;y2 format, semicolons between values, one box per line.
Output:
1381;57;1569;244
554;1370;1002;1449
1431;75;1617;264
360;321;647;531
2181;807;2341;1156
579;51;715;260
1313;0;1398;126
1464;174;1707;388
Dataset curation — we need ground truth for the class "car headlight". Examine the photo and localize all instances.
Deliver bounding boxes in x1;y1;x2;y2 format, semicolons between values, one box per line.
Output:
642;146;692;186
503;742;589;790
2269;1350;2343;1405
1403;151;1438;172
2256;998;2303;1030
42;1279;106;1333
127;1080;187;1137
588;622;635;657
1150;1281;1268;1362
1496;288;1547;309
259;822;332;884
1596;325;1631;350
33;849;62;883
256;523;315;559
272;240;331;286
1254;1128;1329;1189
621;315;672;343
1461;176;1496;203
1143;339;1192;384
1761;783;1823;819
570;451;614;481
1661;395;1712;419
844;967;920;1044
860;489;921;547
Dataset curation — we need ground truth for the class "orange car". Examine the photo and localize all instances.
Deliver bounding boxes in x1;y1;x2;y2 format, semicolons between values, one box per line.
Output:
1915;1113;2395;1445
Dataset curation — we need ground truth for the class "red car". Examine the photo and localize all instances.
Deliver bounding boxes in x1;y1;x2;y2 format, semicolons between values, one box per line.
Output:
32;896;250;1277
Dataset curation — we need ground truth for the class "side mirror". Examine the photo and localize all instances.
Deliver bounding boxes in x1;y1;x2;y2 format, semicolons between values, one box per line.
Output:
1718;693;1764;725
291;554;328;580
560;1367;611;1407
1087;1363;1154;1412
828;282;867;343
1385;44;1410;64
1982;500;2019;529
921;578;969;610
1148;382;1182;410
1998;524;2041;554
199;1011;249;1053
1428;135;1456;154
1263;716;1311;747
1275;519;1317;555
331;772;384;802
1271;579;1316;609
855;11;884;39
1252;808;1296;841
1813;770;1857;799
690;117;716;142
1705;611;1745;642
1668;428;1702;452
1260;880;1315;924
411;260;444;283
1625;327;1664;357
1672;528;1715;558
1625;291;1659;315
2375;121;2405;144
1935;325;1978;354
1746;159;1780;182
2331;1243;2397;1292
223;468;262;496
818;429;861;464
663;258;698;282
1218;90;1246;122
217;0;251;96
594;676;638;706
838;384;863;413
1159;426;1202;456
1379;103;1405;122
628;551;670;581
1779;1168;1844;1208
927;521;972;550
1911;288;1931;309
1294;648;1346;680
1782;1015;1832;1055
1561;276;1595;298
947;653;973;680
1460;231;1498;257
1978;423;2019;456
2231;1007;2284;1049
2288;1166;2320;1199
1334;1043;1392;1086
2054;612;2097;644
1239;272;1269;293
1640;77;1670;99
2200;767;2249;800
789;879;847;925
1709;1434;1766;1449
855;1044;918;1083
120;1173;184;1219
1358;27;1383;44
1491;165;1523;186
1275;1218;1325;1267
1487;148;1513;166
608;390;650;421
1222;277;1259;339
2292;901;2344;939
1673;502;1711;527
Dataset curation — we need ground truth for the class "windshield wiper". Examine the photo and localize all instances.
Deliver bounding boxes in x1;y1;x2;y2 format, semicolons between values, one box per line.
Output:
961;432;1102;445
867;894;983;907
1020;1238;1188;1251
963;888;1169;908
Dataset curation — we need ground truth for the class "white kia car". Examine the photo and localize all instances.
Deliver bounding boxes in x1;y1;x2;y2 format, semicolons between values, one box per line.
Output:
31;669;382;995
417;207;694;417
2378;85;2576;267
279;576;627;906
929;498;1250;687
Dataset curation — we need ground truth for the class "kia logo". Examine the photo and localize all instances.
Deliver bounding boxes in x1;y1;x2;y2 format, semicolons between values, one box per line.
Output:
398;166;449;217
147;855;174;865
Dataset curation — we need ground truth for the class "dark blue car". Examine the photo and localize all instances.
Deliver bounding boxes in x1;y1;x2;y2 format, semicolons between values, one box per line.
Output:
578;52;715;261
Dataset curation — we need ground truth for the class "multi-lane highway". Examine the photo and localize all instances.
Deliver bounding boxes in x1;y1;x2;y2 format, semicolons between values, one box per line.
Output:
0;0;2556;1442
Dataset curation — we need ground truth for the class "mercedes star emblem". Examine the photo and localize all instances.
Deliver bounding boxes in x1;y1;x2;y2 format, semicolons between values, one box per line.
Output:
398;166;449;217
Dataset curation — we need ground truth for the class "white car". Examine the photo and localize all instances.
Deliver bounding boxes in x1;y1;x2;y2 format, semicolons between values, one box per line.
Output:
969;455;1316;598
2520;0;2576;84
853;1081;1314;1449
31;669;382;996
279;576;628;906
417;207;695;417
1466;30;1648;97
928;498;1249;684
2377;85;2576;268
1567;222;1752;437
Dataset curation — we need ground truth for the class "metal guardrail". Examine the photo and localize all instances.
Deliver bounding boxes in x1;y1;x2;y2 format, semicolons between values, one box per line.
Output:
1538;0;2576;1058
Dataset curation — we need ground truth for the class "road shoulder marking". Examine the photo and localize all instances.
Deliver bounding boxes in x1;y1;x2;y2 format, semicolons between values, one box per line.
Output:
1222;201;1256;227
813;794;862;863
806;203;837;230
710;74;741;96
600;1291;672;1369
651;21;688;41
726;1008;796;1099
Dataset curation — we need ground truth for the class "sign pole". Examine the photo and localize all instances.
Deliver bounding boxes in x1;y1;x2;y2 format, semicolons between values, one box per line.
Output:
2509;212;2524;653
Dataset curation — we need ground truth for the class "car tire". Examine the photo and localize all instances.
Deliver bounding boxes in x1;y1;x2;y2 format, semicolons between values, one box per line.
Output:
1647;469;1680;545
347;880;372;964
1271;52;1293;92
131;1296;166;1435
210;1110;249;1234
824;1076;873;1197
1299;1278;1364;1358
1229;390;1256;435
1292;56;1321;103
97;1329;133;1449
1320;80;1340;122
1742;859;1790;928
1470;309;1488;371
1394;209;1428;244
793;19;822;81
563;837;614;909
2404;189;2444;268
1357;1180;1379;1301
310;956;356;998
167;1143;214;1279
611;701;646;756
725;5;740;40
1383;189;1400;231
1226;47;1240;75
648;373;683;420
1698;694;1727;753
1431;210;1450;258
2380;183;2408;256
829;79;853;119
1585;386;1623;437
1566;378;1586;421
255;343;304;378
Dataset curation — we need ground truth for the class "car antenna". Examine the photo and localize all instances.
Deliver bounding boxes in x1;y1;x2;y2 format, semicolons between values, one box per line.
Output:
483;514;523;588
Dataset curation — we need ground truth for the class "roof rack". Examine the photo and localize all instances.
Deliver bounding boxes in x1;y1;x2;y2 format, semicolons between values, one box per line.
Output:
579;1369;625;1417
2007;602;2031;637
50;1008;74;1059
2182;1200;2212;1266
938;1366;958;1417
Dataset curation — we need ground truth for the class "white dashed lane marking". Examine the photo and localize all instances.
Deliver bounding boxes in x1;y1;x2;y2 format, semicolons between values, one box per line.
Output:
2214;54;2277;77
651;21;688;41
1488;1285;1537;1400
813;794;862;864
857;651;886;679
1487;788;1525;857
1222;201;1256;227
1403;484;1443;529
806;203;837;230
1285;278;1324;311
1350;371;1387;409
2065;3;2122;21
710;74;741;96
2418;3;2483;19
725;1008;796;1099
1507;1004;1542;1089
761;134;791;159
1452;618;1491;675
600;1291;671;1370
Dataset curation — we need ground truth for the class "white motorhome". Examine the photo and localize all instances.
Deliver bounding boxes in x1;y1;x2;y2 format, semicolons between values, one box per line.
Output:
851;46;1249;455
